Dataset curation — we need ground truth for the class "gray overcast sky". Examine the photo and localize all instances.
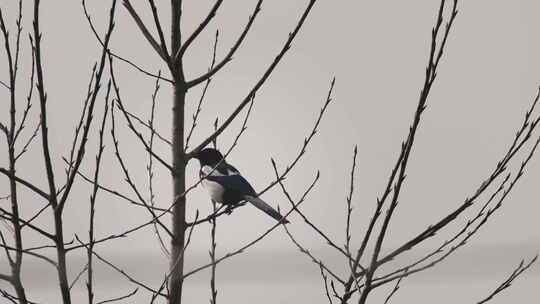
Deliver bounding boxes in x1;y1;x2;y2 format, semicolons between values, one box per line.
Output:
0;0;539;303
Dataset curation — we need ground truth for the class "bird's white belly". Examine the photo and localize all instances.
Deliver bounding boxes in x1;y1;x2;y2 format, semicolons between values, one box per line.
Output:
202;179;225;203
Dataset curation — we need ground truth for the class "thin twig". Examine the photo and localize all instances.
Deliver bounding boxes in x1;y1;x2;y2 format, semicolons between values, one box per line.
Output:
147;0;169;58
110;54;175;174
0;207;55;240
123;107;171;146
319;263;334;304
69;263;88;290
0;242;57;267
146;71;170;256
476;256;538;304
13;40;36;145
59;0;118;212
63;159;170;213
175;0;223;60
282;221;344;284
273;158;352;266
75;235;166;298
96;288;138;304
185;30;219;152
0;168;49;200
0;80;9;90
82;0;172;83
122;0;170;63
86;82;111;303
383;276;403;304
14;120;41;161
110;99;174;239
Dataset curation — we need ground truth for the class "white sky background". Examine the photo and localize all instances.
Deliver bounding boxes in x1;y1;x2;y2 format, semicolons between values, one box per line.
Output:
0;0;539;303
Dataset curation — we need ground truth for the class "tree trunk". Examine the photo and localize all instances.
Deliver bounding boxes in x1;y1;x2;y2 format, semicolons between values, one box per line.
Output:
169;1;186;303
169;82;186;303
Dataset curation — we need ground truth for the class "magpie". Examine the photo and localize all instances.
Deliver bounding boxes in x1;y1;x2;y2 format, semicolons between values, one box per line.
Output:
193;148;289;224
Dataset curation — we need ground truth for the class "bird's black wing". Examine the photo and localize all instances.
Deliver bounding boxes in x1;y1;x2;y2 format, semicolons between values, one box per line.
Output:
206;173;256;196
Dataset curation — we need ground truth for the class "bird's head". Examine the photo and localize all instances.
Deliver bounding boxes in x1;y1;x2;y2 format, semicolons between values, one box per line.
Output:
192;148;224;166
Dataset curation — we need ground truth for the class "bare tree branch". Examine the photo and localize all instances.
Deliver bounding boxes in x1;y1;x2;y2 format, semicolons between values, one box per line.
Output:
123;0;170;64
1;3;29;300
147;0;169;58
319;263;334;304
110;101;175;240
383;276;403;304
0;231;14;266
370;133;540;290
174;0;223;60
186;0;318;155
282;221;344;285
122;106;172;146
14;120;41;161
0;79;9;90
184;0;259;88
0;168;50;200
13;39;35;145
0;242;57;267
86;85;111;303
82;0;173;83
365;0;460;287
273;158;352;267
0;273;11;282
96;288;138;304
58;2;117;211
63;159;171;213
476;256;538;304
75;235;167;298
146;71;170;256
69;263;88;290
0;208;55;240
378;91;540;268
185;30;219;152
110;55;175;174
0;289;18;304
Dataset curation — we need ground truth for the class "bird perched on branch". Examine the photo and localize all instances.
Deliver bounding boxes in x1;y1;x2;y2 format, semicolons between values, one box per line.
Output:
193;148;289;224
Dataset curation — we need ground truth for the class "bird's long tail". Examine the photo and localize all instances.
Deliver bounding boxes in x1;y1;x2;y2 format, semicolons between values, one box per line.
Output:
243;195;289;224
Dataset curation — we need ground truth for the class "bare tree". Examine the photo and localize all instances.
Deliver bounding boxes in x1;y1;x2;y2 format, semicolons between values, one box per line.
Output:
0;0;538;304
0;1;117;303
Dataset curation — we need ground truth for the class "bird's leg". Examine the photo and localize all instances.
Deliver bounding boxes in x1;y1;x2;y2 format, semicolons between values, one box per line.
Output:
224;202;246;215
224;205;234;215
